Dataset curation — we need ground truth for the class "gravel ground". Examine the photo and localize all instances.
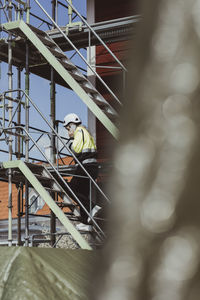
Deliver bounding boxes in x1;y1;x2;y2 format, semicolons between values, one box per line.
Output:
37;223;96;249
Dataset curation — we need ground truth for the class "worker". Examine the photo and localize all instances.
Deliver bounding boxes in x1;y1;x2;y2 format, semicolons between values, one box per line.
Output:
63;113;101;231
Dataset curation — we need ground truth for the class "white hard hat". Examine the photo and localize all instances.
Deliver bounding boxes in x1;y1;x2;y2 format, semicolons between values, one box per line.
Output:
63;113;81;127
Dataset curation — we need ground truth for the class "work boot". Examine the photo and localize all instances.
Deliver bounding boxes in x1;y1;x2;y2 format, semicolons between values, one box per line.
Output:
87;205;102;224
76;223;93;232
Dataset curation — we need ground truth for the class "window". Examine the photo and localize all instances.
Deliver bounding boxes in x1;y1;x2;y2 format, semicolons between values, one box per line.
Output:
29;189;45;213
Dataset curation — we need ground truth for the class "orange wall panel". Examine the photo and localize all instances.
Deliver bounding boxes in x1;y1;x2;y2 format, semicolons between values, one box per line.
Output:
0;182;18;220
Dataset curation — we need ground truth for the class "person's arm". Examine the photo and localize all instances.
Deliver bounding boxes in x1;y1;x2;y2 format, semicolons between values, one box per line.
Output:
71;129;84;155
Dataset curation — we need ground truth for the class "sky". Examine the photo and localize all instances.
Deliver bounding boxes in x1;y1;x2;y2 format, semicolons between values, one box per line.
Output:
0;0;88;161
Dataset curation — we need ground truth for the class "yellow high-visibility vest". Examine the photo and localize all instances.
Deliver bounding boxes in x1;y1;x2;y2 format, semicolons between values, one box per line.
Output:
72;126;97;163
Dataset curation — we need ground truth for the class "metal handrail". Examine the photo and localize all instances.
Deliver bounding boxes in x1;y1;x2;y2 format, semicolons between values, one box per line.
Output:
2;89;109;202
33;0;123;106
2;124;105;238
1;89;110;235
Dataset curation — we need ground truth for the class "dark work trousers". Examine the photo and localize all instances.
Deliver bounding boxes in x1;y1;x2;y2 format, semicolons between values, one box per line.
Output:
67;163;98;224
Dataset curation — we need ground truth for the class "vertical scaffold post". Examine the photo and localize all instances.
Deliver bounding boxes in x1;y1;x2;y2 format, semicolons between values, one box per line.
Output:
8;0;13;247
17;183;22;246
26;0;30;23
24;0;30;247
17;67;22;160
17;1;20;20
50;0;56;247
68;0;72;25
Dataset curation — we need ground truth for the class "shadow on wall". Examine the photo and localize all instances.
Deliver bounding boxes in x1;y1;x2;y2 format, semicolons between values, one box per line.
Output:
90;0;200;299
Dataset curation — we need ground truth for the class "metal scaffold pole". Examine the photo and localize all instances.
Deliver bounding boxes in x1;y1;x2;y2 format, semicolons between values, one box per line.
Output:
17;66;22;246
8;0;13;247
17;183;22;246
17;67;22;160
50;0;56;247
24;0;30;247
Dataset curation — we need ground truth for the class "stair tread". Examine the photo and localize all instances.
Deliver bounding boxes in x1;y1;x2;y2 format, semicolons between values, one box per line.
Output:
25;162;44;172
69;70;87;82
37;34;54;47
33;173;54;182
28;24;47;36
59;58;76;70
80;81;98;94
47;46;67;58
56;201;74;208
44;186;63;193
89;93;109;107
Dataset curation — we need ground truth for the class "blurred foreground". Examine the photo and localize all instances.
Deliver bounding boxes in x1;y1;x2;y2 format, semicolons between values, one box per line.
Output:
91;0;200;299
0;247;96;300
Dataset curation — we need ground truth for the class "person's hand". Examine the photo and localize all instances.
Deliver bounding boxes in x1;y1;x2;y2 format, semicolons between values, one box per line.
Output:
68;128;74;138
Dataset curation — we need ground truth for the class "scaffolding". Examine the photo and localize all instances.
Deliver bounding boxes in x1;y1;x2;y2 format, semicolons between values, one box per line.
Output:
0;0;137;249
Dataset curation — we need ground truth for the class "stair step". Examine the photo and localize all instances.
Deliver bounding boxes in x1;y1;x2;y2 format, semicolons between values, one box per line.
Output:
91;93;118;117
56;201;74;208
80;81;98;94
103;106;118;117
89;92;109;107
28;24;47;36
47;46;66;59
33;173;55;184
59;58;76;70
25;164;45;176
37;34;54;47
26;164;58;180
44;186;64;193
69;69;86;82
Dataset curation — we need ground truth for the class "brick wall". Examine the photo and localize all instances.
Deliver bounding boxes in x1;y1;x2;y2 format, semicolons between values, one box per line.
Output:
0;182;18;220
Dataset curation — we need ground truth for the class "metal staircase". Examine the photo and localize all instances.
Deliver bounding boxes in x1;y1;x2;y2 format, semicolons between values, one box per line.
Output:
0;0;126;248
0;89;107;248
2;19;119;139
1;160;92;249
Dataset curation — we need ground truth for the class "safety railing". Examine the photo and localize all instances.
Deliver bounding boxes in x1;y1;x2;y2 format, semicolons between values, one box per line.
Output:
0;117;72;163
1;124;106;239
0;89;109;237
